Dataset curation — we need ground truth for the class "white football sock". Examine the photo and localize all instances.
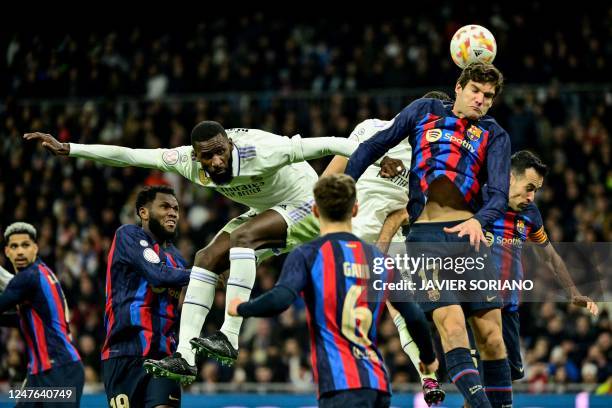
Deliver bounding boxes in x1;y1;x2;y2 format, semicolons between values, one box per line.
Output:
393;313;437;383
220;248;256;350
176;266;218;366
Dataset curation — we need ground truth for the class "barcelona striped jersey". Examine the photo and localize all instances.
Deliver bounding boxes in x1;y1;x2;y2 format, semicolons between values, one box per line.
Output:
486;202;549;311
345;98;510;227
276;232;394;396
101;224;190;360
0;259;80;375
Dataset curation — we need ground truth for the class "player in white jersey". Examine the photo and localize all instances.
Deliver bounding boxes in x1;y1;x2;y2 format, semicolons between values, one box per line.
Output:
322;91;452;406
24;121;371;383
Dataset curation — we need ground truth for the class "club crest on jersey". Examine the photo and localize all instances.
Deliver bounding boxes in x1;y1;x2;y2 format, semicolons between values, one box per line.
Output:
198;170;211;185
466;125;483;141
516;219;525;235
425;129;443;142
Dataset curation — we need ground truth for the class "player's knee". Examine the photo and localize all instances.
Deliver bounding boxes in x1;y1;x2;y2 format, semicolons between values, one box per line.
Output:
193;248;222;272
441;321;468;346
478;328;506;358
229;228;257;249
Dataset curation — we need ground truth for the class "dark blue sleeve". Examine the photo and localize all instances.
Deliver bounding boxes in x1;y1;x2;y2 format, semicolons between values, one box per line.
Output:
473;128;510;228
0;269;35;314
527;205;549;246
275;246;310;296
237;286;297;318
345;99;427;181
237;247;310;317
115;226;190;287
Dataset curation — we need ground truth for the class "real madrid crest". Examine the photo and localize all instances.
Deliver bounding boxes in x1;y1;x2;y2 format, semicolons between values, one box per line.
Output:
198;170;210;185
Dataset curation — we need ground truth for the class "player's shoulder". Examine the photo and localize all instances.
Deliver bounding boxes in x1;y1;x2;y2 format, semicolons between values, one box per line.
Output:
227;128;276;142
521;202;543;222
13;260;41;283
478;115;508;137
115;224;146;241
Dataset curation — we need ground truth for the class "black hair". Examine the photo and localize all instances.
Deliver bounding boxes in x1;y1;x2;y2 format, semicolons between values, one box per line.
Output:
135;185;176;219
511;150;548;177
190;121;227;145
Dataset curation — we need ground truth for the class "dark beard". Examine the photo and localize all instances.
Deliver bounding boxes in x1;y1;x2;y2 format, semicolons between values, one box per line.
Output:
149;216;177;243
208;156;234;185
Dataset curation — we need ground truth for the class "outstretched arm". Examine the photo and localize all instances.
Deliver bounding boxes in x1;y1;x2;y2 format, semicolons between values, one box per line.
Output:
23;132;187;172
534;243;599;315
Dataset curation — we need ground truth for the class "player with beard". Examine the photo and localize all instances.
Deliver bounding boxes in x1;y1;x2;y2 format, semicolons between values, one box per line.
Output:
24;123;372;383
100;186;190;407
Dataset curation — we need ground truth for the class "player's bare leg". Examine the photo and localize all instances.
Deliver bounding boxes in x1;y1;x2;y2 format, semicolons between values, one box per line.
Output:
432;305;492;407
469;308;512;408
388;302;445;406
191;209;288;365
144;232;230;384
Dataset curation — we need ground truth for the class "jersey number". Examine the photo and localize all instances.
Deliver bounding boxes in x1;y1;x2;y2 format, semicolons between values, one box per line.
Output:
109;394;129;408
341;285;373;347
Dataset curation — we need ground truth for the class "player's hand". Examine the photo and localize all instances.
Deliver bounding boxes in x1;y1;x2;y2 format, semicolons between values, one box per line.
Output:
571;294;599;316
379;156;405;178
443;218;487;252
419;358;439;375
228;297;245;317
23;132;70;156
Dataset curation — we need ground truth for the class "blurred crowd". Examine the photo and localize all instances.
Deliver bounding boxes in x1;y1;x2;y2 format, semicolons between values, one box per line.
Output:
2;3;611;100
0;7;611;394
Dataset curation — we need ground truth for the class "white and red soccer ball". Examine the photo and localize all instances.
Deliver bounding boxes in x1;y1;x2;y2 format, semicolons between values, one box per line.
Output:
450;25;497;68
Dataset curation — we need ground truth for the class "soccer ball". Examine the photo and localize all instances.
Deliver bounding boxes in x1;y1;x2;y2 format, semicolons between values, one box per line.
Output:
450;25;497;68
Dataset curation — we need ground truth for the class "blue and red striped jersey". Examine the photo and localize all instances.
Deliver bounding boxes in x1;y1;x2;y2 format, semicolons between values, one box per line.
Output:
101;224;190;360
276;232;393;396
345;98;510;227
0;259;80;375
487;203;549;311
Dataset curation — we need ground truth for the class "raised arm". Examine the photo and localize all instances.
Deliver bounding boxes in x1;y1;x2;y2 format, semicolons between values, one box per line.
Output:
24;132;190;173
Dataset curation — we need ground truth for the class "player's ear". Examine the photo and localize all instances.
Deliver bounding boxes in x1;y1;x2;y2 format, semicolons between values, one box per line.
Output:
454;82;463;95
352;202;359;218
312;204;320;219
138;206;149;221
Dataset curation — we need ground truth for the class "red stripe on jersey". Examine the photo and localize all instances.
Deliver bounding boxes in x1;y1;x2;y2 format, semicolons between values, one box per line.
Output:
499;214;515;297
102;234;118;359
140;287;155;356
321;241;361;389
31;309;52;372
417;114;441;192
445;119;468;183
38;265;74;347
304;305;319;396
465;129;489;203
19;311;40;374
350;241;388;392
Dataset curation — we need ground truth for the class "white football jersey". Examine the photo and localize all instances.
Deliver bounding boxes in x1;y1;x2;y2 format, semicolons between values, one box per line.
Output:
71;128;318;212
349;119;412;242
